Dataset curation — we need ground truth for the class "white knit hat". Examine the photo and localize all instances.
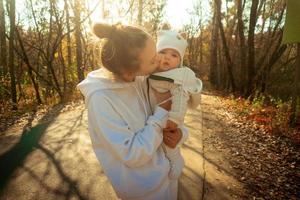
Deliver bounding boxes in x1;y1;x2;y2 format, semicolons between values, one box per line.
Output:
156;30;188;66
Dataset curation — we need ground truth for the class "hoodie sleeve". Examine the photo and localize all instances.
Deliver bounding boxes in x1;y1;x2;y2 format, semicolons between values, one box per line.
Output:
88;92;168;168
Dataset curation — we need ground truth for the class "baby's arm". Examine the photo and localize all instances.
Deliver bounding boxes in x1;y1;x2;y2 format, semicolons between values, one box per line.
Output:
148;75;190;129
187;78;203;109
168;84;190;128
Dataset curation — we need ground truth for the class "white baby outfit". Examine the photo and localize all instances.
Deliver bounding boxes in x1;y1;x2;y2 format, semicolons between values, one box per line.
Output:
149;29;203;179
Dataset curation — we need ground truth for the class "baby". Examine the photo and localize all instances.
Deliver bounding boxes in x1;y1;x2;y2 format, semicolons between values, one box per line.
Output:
149;24;203;179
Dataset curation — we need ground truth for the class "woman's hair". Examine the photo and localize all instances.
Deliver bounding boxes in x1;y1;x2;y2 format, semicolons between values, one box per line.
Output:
92;23;150;76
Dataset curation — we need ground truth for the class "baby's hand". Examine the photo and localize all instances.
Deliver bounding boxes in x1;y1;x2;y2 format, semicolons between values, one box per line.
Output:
162;127;182;148
166;120;178;129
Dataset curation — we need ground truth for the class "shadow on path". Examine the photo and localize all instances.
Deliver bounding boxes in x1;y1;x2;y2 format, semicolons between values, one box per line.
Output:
0;104;63;192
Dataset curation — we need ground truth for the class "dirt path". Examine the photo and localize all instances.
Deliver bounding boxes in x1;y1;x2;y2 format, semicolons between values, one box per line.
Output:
0;94;248;200
1;93;298;199
179;93;247;200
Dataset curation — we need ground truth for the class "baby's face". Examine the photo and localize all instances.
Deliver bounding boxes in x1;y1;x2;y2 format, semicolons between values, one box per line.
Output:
157;48;181;72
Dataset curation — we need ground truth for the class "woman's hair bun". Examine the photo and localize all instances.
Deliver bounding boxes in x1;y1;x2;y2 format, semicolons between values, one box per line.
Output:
92;23;116;39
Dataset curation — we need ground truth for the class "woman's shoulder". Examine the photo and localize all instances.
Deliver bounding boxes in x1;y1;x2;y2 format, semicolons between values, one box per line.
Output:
85;90;118;108
135;75;148;88
135;76;146;83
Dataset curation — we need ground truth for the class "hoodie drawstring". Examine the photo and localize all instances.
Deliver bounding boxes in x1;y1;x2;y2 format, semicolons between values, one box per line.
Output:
134;83;149;120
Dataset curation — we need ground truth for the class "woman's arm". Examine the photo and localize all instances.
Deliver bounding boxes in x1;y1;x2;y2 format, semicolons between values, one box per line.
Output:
88;92;168;168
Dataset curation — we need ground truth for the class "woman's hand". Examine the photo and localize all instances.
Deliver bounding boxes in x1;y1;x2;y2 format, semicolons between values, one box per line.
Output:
152;89;172;111
162;127;182;148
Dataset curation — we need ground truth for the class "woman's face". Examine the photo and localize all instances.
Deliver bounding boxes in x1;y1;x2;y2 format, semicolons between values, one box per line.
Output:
136;38;159;76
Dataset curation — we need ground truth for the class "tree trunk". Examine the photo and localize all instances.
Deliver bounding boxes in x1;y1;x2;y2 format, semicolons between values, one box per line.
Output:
63;0;70;93
290;43;300;126
259;31;286;94
236;0;247;94
0;0;7;78
74;0;84;82
199;33;203;65
217;0;236;92
210;0;219;87
15;29;42;104
246;0;259;97
47;0;63;100
102;0;105;19
60;42;67;94
138;0;143;26
64;0;74;83
8;0;17;110
198;2;203;66
16;61;25;102
217;42;222;89
258;1;266;46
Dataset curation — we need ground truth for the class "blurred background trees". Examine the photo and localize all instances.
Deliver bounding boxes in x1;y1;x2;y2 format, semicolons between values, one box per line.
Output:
0;0;298;127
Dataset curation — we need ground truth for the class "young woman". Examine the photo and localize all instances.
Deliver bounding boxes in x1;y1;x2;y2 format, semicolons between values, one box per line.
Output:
77;23;187;200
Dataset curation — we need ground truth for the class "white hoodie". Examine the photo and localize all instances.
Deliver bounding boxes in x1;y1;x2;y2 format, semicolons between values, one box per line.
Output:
77;68;188;200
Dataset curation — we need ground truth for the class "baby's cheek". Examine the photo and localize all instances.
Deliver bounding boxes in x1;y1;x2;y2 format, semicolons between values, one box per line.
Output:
155;63;165;72
156;54;163;62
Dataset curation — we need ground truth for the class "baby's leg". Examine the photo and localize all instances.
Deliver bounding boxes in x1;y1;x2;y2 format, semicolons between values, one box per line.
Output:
169;85;190;125
165;146;184;180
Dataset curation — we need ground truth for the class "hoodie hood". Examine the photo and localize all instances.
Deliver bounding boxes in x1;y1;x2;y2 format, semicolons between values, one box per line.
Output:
77;68;138;105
